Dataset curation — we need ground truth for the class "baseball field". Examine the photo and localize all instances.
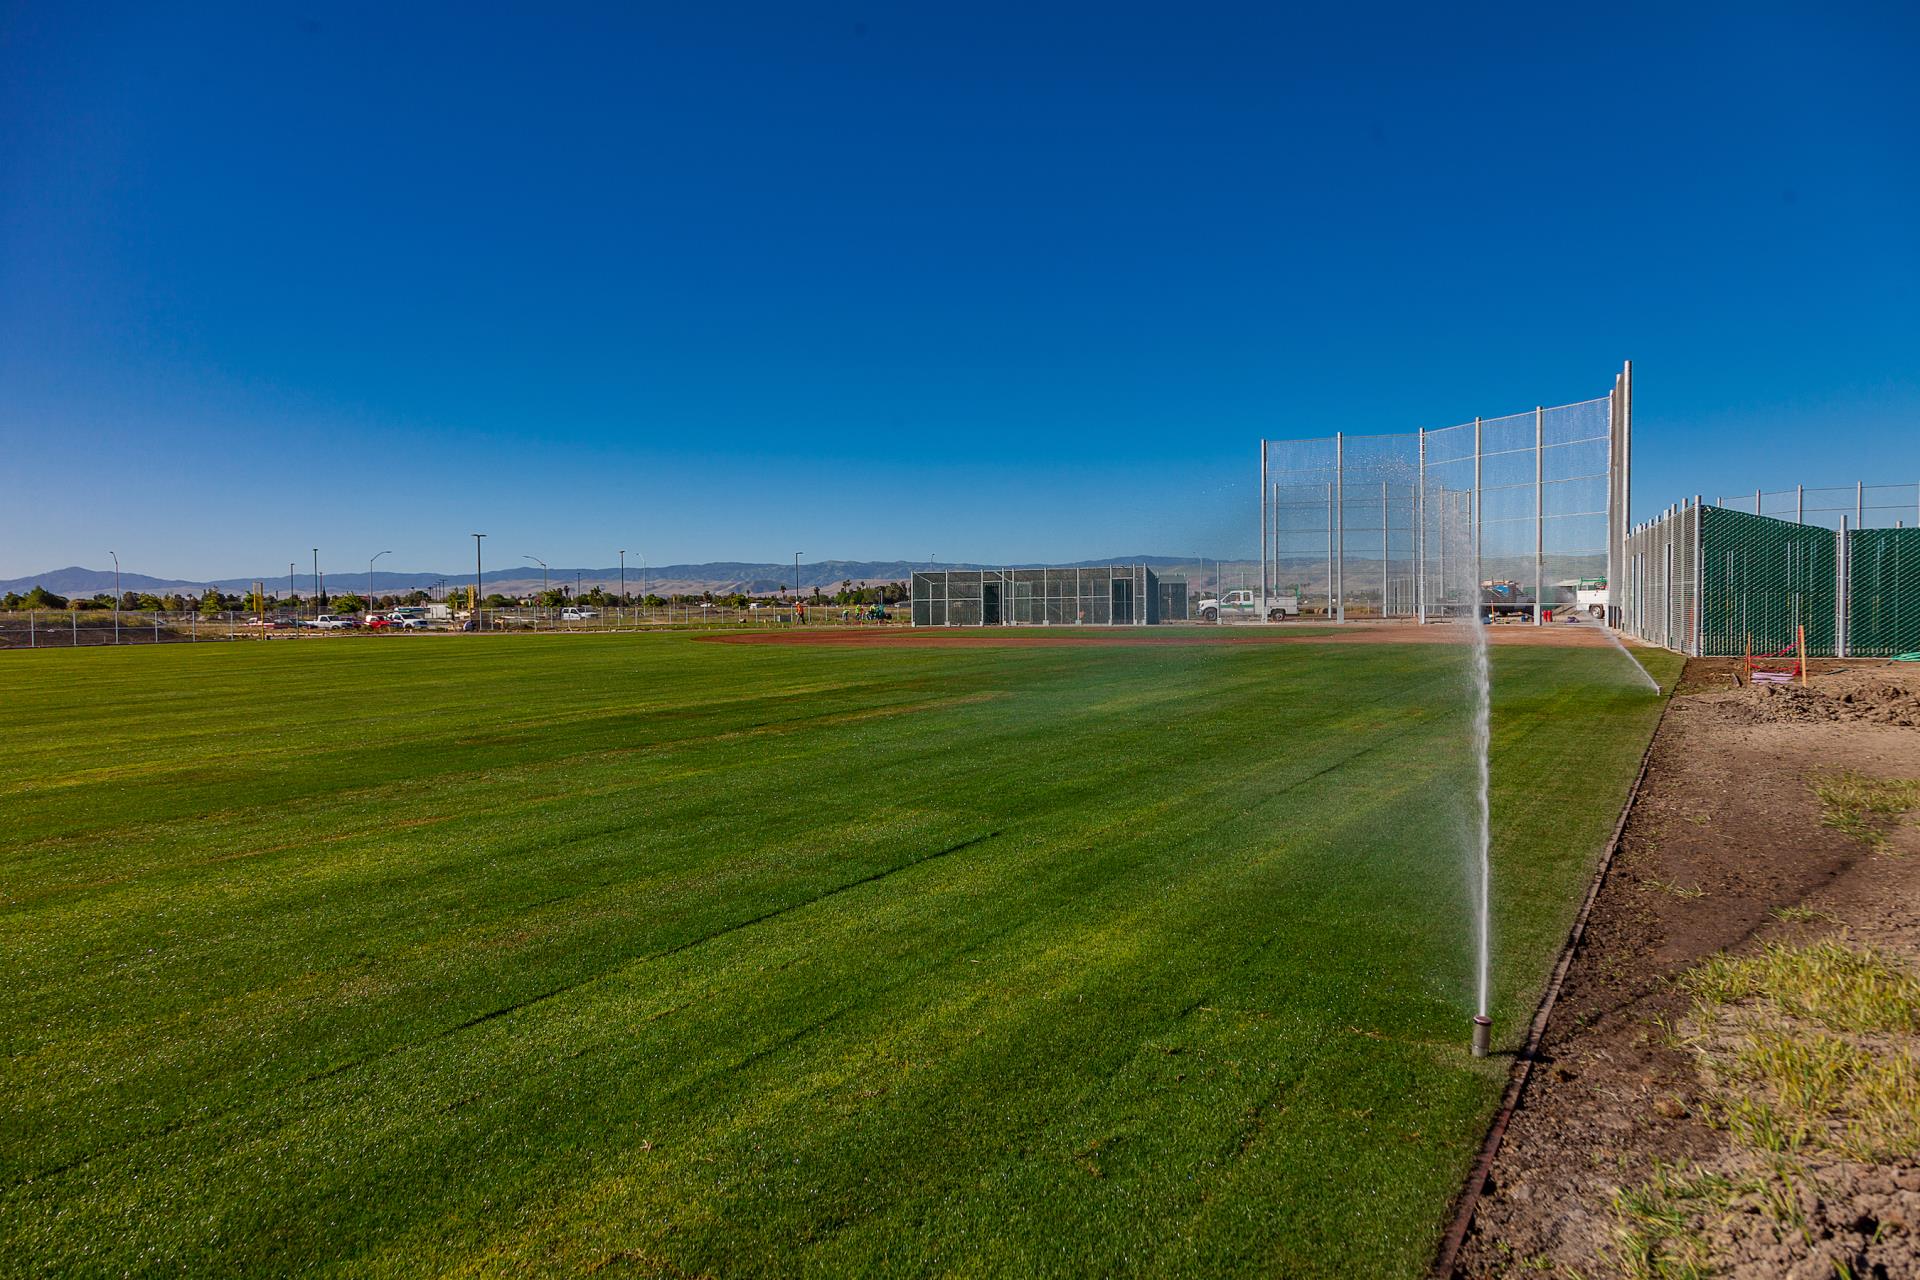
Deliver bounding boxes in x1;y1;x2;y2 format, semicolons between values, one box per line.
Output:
0;628;1678;1277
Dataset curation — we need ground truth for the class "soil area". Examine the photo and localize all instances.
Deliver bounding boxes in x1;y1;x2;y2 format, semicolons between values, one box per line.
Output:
704;619;1622;649
1456;659;1920;1279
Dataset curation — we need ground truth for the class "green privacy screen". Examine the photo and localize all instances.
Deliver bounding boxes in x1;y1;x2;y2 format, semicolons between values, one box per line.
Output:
1848;527;1920;657
1699;506;1837;658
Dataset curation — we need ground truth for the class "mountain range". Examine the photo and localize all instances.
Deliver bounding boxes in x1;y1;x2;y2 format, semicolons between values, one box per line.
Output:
1;557;1213;600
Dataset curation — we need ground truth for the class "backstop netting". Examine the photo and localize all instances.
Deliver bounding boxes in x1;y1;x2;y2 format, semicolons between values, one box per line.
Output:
1261;373;1626;623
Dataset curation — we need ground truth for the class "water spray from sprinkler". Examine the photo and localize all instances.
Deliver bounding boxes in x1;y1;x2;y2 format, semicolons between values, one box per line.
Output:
1468;616;1494;1057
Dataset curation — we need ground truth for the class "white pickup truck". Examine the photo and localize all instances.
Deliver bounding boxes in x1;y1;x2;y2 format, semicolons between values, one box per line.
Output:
1572;579;1609;620
304;614;357;630
1197;589;1299;623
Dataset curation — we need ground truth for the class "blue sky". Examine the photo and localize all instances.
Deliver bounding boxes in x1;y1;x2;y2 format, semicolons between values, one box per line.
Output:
3;2;1917;578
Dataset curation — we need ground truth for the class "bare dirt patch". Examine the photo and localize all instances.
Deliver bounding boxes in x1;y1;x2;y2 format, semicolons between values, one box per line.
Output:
1690;660;1920;727
1456;659;1920;1279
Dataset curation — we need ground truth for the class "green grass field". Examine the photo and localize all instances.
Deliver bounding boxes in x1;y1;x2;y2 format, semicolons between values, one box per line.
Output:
0;631;1679;1277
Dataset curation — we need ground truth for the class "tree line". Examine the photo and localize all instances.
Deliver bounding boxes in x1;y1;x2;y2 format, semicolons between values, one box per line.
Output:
4;580;911;613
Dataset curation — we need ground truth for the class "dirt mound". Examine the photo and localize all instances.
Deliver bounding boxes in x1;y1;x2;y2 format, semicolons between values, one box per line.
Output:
1720;675;1920;727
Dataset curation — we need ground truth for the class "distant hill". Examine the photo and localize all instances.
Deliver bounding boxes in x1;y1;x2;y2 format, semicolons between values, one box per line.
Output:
1;556;1213;600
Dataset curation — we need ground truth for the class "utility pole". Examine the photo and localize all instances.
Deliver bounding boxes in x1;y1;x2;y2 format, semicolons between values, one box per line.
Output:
289;563;296;617
619;550;626;604
794;551;802;597
472;533;486;628
110;550;120;644
312;548;321;618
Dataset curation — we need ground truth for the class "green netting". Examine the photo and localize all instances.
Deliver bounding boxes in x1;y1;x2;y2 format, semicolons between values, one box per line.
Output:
1699;506;1837;658
1847;527;1920;658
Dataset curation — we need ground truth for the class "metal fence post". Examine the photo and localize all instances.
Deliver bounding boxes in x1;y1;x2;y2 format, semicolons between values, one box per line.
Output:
71;610;78;645
1608;376;1623;629
1857;481;1864;529
1334;431;1345;622
1837;516;1849;659
1534;405;1545;625
1693;497;1704;656
1324;483;1333;619
28;610;35;648
1416;428;1427;623
1797;484;1804;524
1380;479;1389;617
1473;416;1483;617
1259;439;1268;609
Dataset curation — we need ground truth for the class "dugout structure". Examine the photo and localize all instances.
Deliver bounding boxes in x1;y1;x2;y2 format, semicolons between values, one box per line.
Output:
911;567;1188;627
1622;495;1920;658
1261;363;1632;624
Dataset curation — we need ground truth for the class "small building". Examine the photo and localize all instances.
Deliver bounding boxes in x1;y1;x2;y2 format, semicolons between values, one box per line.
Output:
910;566;1188;626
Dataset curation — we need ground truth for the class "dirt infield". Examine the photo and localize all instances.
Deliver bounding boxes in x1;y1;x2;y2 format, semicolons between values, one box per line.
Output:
703;621;1627;649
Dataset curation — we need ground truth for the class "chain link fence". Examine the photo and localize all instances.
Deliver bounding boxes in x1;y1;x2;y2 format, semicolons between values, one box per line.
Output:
1622;495;1920;658
1262;366;1628;623
0;604;906;650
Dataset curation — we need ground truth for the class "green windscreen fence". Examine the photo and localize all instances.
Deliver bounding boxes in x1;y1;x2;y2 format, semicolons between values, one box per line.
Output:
1698;506;1837;658
1848;527;1920;657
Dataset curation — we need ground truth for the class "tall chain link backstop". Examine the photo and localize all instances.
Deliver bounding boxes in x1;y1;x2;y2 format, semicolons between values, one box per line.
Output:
1260;364;1632;623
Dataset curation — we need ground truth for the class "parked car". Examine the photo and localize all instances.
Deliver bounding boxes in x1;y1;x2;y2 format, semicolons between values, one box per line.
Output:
1197;590;1298;623
561;608;599;621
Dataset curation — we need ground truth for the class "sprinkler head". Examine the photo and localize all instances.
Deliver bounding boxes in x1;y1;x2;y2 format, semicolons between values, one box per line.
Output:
1471;1014;1493;1058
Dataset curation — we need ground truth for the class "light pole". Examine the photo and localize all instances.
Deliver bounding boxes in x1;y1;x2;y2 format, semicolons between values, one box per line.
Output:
525;556;549;624
289;563;296;617
312;548;321;618
619;550;626;605
471;533;486;627
794;551;802;597
110;550;119;644
367;550;390;617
